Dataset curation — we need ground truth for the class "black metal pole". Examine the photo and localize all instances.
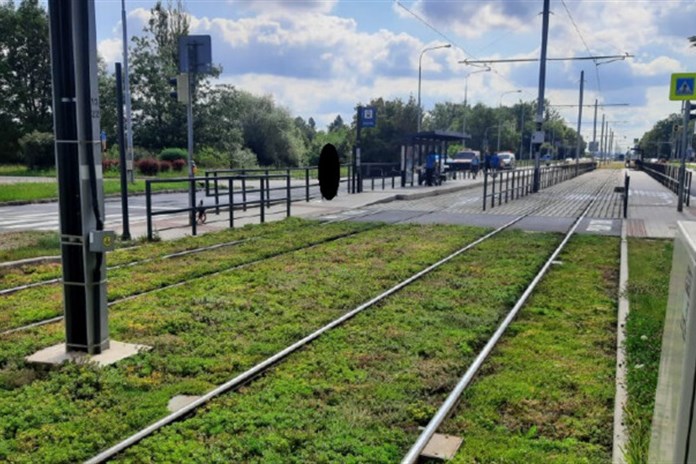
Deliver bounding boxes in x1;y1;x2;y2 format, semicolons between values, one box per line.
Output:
532;0;550;193
115;63;130;240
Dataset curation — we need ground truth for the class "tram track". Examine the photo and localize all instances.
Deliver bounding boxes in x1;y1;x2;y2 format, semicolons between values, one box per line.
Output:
0;222;380;336
83;175;614;463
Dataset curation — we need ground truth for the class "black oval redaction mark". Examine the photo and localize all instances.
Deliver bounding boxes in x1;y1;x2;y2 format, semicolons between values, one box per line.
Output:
318;143;340;200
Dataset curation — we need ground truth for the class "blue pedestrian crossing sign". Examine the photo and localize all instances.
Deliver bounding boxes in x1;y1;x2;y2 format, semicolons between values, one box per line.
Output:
670;73;696;100
359;106;377;128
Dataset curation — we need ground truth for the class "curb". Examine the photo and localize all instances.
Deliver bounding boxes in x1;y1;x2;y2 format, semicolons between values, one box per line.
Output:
363;181;483;207
612;220;629;464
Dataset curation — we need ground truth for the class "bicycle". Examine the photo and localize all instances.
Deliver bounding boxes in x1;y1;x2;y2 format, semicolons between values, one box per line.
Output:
196;200;207;225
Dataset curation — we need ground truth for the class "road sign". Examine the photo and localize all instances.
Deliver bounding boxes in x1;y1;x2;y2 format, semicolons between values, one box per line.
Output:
359;106;376;128
178;35;212;74
670;73;696;101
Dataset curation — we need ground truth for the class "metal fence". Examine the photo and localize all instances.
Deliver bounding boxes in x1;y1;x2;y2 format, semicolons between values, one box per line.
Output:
637;161;691;207
145;174;291;241
482;162;597;210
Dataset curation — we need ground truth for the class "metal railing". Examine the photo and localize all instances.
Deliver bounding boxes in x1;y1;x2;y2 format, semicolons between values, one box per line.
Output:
637;161;691;207
482;162;596;210
204;165;353;211
145;174;291;241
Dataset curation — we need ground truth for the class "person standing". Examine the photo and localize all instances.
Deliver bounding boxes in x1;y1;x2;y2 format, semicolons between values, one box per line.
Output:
471;155;480;179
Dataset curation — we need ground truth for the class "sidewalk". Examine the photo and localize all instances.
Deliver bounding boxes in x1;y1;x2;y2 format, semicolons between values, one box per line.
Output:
625;168;696;238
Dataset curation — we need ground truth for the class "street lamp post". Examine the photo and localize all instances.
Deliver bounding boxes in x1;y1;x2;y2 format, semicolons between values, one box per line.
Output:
497;90;522;152
417;43;451;132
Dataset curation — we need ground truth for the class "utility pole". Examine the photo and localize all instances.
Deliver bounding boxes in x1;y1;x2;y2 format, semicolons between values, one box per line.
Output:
592;99;598;157
678;100;691;212
532;0;550;192
115;63;131;240
599;114;606;162
121;0;134;183
47;0;112;354
575;70;584;175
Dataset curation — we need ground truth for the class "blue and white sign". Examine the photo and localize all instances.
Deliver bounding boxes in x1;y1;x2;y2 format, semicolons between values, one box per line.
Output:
359;106;377;128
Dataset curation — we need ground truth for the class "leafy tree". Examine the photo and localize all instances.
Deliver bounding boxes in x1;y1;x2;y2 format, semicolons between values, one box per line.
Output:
97;57;117;149
328;115;345;133
357;96;419;163
0;0;52;162
234;91;307;166
639;113;682;159
129;0;189;150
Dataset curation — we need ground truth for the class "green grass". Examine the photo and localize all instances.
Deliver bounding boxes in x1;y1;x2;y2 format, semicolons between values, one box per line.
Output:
0;223;490;463
0;217;326;291
0;228;627;463
0;219;373;331
0;165;56;177
440;234;620;463
623;239;672;464
0;179;201;203
0;231;61;262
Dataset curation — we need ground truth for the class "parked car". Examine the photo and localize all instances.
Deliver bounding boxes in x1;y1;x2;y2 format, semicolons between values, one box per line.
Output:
497;152;516;169
446;150;480;171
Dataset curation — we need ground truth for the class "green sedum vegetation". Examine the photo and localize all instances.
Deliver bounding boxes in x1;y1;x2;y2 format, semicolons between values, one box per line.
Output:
623;239;672;464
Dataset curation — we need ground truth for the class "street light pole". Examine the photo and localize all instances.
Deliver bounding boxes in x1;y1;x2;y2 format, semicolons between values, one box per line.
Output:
497;89;521;152
417;43;451;132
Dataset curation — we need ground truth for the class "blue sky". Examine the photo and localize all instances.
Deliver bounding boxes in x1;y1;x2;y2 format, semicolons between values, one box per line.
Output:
93;0;696;151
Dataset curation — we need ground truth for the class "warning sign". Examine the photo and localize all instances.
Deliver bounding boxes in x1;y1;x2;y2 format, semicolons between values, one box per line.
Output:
670;73;696;101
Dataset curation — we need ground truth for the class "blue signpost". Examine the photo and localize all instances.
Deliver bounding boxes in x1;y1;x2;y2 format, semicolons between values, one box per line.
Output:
354;106;377;193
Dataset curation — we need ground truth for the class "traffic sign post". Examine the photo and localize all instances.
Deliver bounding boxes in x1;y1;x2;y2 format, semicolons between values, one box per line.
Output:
353;106;377;193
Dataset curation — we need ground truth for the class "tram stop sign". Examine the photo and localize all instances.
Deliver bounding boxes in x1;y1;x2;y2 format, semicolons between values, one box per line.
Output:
318;143;340;200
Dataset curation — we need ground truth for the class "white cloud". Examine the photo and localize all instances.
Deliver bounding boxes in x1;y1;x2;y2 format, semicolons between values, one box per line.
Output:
97;38;123;66
227;0;338;16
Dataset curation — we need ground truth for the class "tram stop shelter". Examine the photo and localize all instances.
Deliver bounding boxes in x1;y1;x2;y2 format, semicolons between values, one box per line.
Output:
400;130;470;187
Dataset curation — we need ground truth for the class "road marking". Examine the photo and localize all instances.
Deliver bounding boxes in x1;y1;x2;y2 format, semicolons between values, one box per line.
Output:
586;219;614;232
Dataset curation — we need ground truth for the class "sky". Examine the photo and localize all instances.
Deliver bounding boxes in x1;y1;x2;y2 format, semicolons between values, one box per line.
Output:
92;0;696;152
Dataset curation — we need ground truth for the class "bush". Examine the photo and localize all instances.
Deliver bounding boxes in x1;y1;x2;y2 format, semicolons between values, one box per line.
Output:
196;146;229;168
136;158;159;176
231;147;259;169
102;158;119;171
19;131;55;169
159;148;188;163
172;159;186;171
159;160;172;173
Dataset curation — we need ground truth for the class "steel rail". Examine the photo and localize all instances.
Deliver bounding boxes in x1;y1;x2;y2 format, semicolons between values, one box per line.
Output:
84;215;527;463
401;181;608;464
0;227;378;338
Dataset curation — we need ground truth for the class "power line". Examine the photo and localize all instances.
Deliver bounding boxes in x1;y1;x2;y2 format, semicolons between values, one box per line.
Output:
559;0;602;93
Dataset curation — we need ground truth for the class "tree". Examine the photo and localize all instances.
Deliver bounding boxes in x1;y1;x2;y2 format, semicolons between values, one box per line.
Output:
690;35;696;47
235;91;307;166
357;97;419;163
639;113;682;159
0;0;52;162
328;115;345;133
97;57;117;150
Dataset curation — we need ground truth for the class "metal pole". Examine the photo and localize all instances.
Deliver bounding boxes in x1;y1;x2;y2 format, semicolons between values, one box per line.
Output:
417;54;423;133
120;0;134;183
48;0;110;354
575;71;584;175
186;47;195;228
115;63;130;240
532;0;551;193
519;102;525;159
599;114;606;162
356;106;362;193
592;99;598;157
678;100;691;212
